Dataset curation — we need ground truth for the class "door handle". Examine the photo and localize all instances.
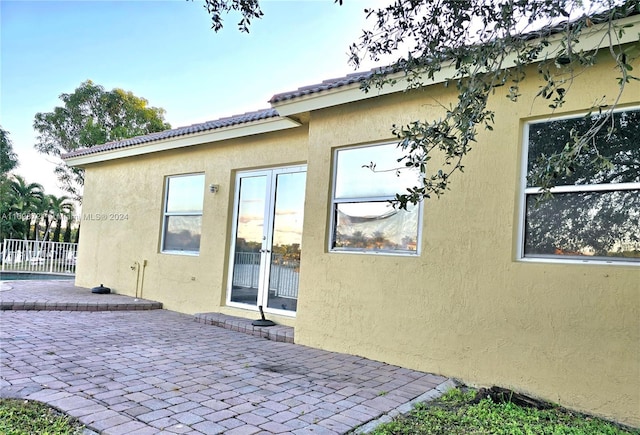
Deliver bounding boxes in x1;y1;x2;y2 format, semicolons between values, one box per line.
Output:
260;249;271;253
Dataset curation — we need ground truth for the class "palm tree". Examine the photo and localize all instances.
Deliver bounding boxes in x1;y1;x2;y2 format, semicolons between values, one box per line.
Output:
9;175;44;240
29;194;47;241
48;195;74;242
62;213;74;243
0;128;20;241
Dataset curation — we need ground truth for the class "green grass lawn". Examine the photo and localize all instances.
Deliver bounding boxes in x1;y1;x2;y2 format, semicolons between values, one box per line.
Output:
368;388;640;435
0;399;84;435
2;389;639;435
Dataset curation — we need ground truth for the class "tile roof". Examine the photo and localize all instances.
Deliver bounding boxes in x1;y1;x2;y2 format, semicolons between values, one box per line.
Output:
62;108;279;159
269;70;376;104
269;4;640;104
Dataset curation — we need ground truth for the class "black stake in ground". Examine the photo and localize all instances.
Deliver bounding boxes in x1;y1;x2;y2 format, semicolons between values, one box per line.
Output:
252;305;275;327
91;284;110;294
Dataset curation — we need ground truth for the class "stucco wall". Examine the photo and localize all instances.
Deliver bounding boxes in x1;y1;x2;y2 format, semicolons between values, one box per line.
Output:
77;126;308;325
295;58;640;426
76;53;639;426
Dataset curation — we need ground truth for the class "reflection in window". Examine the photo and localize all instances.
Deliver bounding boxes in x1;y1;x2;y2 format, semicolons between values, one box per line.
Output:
335;144;421;198
335;202;419;251
331;143;422;254
164;216;203;252
162;174;205;254
523;108;640;261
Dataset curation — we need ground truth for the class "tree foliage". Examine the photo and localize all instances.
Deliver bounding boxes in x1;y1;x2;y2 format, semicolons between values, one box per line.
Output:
349;0;639;207
34;80;171;200
0;126;20;240
1;175;43;241
40;194;74;242
201;0;263;32
200;0;639;208
0;174;76;243
0;126;19;175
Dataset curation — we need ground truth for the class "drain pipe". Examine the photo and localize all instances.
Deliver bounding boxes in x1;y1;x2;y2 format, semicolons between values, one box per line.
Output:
131;261;140;298
139;260;148;299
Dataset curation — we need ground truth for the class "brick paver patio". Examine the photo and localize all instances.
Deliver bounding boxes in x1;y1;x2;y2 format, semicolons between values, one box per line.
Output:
0;280;452;434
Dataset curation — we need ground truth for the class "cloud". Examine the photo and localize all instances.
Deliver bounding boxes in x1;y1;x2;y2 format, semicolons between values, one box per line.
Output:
238;215;264;224
275;209;300;216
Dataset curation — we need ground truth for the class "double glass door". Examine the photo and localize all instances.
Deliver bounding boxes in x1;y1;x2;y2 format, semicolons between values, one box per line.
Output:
228;166;306;315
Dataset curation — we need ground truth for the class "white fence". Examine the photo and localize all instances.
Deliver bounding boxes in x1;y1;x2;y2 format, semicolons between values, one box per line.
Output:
1;239;77;275
232;251;299;299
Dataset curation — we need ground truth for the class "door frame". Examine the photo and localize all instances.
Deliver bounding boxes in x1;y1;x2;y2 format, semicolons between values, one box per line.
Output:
226;164;307;317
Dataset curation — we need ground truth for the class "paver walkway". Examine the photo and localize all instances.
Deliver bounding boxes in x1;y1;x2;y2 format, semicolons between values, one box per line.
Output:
0;279;162;311
0;281;452;434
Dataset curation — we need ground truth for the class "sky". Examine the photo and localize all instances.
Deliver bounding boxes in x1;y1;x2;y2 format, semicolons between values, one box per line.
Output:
0;0;387;199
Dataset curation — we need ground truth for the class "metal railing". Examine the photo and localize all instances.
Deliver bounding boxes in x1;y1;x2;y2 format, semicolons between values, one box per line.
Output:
232;251;262;289
232;251;299;299
1;239;77;275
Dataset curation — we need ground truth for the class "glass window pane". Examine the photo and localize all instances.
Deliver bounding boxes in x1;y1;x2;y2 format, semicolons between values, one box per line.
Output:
271;172;306;248
235;175;267;247
527;109;640;187
335;143;421;199
267;171;306;312
334;202;419;252
230;175;267;306
163;215;202;252
231;250;259;305
525;190;640;260
166;174;205;213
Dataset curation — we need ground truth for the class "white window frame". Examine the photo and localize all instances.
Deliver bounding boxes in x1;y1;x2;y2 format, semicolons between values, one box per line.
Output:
329;142;423;256
517;107;640;266
160;173;205;256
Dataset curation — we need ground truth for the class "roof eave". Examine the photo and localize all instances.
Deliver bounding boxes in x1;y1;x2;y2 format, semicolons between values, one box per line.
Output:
64;115;301;167
272;74;409;117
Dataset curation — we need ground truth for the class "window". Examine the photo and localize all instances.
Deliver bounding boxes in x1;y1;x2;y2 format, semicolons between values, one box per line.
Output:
521;108;640;262
331;143;422;254
161;173;205;254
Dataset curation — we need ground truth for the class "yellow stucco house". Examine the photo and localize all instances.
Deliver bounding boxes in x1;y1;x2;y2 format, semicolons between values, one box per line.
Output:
64;15;640;427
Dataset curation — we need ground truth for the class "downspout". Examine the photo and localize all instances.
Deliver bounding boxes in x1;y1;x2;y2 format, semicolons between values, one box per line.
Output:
139;260;148;299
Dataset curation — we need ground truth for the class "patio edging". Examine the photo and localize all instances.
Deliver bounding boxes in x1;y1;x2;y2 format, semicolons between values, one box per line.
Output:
194;312;295;343
0;300;162;311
